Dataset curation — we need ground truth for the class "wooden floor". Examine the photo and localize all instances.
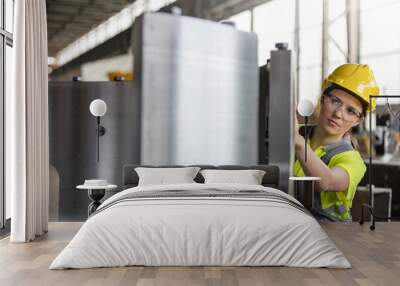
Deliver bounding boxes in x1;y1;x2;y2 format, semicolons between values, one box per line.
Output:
0;222;399;286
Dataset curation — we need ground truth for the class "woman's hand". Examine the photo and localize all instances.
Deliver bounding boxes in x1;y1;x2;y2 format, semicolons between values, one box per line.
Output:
293;112;304;149
293;108;350;193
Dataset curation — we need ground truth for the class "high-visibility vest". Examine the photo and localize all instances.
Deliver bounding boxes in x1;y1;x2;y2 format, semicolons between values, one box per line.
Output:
296;125;363;222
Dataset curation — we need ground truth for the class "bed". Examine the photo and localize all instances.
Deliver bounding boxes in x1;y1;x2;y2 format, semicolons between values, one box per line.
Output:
50;165;351;269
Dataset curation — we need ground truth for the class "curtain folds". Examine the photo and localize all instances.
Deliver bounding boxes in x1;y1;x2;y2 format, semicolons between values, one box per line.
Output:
8;0;49;242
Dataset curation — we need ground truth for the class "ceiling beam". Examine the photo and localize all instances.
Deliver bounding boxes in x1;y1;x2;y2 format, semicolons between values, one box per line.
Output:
46;0;134;54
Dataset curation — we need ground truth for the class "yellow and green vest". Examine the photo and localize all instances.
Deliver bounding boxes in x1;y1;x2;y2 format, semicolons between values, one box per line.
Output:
293;127;366;221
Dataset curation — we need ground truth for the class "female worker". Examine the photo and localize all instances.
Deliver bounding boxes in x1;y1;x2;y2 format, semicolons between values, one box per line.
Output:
293;64;379;222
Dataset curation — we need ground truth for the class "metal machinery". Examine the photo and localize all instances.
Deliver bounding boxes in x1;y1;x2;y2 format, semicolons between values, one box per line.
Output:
49;81;141;221
359;95;400;230
134;12;260;166
263;43;294;193
134;12;294;191
49;12;295;221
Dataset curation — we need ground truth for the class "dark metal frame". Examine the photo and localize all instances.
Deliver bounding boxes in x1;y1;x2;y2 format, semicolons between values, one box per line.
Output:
359;95;400;230
0;0;14;229
96;116;106;162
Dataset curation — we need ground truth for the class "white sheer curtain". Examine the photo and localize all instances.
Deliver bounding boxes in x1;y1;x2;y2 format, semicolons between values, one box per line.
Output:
7;0;49;242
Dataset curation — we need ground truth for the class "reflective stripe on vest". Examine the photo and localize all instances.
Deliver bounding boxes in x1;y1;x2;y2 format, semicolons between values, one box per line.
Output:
322;202;352;222
313;192;353;222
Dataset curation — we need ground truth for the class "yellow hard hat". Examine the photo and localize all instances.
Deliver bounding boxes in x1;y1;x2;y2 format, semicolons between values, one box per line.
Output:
322;64;380;112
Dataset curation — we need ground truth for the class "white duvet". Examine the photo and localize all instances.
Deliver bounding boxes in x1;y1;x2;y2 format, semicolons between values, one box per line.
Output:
50;183;351;269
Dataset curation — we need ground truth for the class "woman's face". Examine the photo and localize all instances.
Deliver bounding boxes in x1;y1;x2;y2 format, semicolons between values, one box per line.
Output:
318;89;364;136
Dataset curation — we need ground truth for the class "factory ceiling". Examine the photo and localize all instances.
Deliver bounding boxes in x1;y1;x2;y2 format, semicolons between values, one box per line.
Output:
46;0;134;56
47;0;271;73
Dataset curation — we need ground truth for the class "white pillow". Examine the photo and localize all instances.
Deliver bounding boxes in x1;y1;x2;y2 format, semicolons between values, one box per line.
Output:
135;167;201;186
200;169;266;185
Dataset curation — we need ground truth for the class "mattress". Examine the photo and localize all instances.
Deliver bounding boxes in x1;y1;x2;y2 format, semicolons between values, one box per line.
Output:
50;183;351;269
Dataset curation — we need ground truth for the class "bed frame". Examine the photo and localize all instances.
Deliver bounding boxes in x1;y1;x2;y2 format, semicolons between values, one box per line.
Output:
122;165;280;189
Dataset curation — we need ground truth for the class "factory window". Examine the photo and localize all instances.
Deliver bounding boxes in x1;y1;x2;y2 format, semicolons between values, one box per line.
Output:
298;0;323;103
360;0;400;99
1;0;14;229
225;0;355;103
224;10;251;33
326;0;347;72
253;0;295;65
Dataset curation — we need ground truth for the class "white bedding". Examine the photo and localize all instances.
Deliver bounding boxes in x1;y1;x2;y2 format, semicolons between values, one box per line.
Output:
50;183;351;269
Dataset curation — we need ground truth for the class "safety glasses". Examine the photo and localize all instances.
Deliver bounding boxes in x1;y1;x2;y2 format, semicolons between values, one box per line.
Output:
323;93;364;122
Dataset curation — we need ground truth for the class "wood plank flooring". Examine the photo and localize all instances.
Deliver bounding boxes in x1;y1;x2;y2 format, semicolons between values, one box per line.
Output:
0;222;399;286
